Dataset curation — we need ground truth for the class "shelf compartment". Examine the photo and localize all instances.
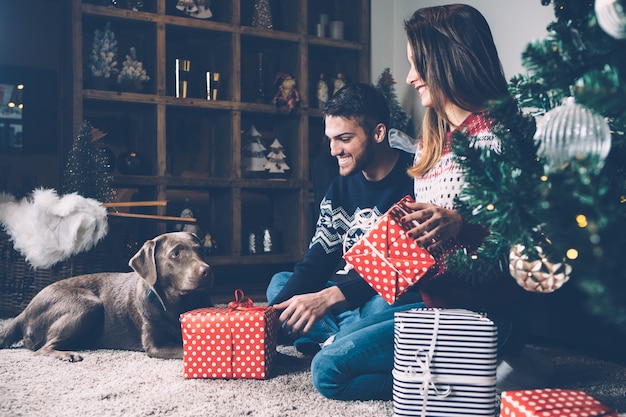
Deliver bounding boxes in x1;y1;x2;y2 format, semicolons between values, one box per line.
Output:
240;188;305;257
165;1;232;24
241;111;301;180
239;0;301;33
82;15;157;94
165;26;233;100
83;100;157;176
161;186;233;258
166;106;232;179
240;35;300;104
307;0;366;42
308;44;362;106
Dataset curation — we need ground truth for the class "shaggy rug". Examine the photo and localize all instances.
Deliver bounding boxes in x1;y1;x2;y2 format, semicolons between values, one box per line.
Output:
1;318;625;417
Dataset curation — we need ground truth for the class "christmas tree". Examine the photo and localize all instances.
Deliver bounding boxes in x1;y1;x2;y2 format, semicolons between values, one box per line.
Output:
448;0;626;331
62;120;116;203
375;68;415;138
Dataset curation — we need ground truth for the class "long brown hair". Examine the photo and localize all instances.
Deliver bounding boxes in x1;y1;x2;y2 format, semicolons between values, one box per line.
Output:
405;4;509;177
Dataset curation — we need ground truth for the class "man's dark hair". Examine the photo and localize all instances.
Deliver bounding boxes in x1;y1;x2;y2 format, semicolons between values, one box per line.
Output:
322;83;390;135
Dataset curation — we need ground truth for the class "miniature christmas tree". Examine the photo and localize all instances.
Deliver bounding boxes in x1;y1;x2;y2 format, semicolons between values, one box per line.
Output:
89;22;118;81
62;120;116;203
242;125;269;178
117;46;150;91
375;68;415;138
264;138;290;177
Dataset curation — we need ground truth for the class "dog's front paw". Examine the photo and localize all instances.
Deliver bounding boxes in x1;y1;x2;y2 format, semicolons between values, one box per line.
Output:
145;346;184;360
35;347;84;362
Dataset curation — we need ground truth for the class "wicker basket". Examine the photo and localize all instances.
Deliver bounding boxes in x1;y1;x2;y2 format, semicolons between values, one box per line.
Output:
0;219;139;318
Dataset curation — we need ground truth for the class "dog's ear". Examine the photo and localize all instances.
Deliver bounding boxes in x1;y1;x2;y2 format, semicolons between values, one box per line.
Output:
129;239;158;286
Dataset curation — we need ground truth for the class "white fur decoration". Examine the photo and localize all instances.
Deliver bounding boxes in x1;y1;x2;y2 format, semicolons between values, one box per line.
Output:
0;188;108;269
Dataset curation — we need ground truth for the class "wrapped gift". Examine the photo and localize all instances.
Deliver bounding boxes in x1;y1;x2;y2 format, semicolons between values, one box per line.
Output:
393;308;498;417
500;389;618;417
343;195;436;304
180;290;278;379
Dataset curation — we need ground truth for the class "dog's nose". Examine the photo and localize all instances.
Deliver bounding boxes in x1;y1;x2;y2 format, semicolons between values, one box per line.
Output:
201;266;213;286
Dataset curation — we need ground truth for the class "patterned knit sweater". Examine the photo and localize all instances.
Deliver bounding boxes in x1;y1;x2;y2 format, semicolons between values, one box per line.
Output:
414;112;523;310
271;150;415;308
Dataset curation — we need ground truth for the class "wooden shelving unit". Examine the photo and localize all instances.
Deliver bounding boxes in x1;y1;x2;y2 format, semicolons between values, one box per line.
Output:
69;0;370;272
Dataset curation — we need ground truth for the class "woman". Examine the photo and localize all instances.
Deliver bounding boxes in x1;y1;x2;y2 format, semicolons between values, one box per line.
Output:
401;4;522;310
310;4;526;401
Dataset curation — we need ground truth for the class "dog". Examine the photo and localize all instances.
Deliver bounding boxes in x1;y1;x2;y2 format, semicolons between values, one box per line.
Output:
0;232;213;362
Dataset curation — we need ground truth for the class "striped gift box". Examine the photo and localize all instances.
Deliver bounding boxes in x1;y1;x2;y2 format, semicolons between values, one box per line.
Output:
393;308;498;417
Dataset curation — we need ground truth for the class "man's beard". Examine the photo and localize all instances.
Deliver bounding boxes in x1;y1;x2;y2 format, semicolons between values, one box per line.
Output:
340;138;376;176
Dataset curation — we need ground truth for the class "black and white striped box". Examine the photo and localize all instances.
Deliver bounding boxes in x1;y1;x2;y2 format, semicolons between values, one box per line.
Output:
393;308;498;417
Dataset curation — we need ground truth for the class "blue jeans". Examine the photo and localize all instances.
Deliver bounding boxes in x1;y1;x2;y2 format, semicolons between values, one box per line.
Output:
266;271;425;399
268;272;517;401
311;304;518;401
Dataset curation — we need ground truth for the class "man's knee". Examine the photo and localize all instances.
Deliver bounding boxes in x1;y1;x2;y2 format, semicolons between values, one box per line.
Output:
266;271;292;304
311;351;340;399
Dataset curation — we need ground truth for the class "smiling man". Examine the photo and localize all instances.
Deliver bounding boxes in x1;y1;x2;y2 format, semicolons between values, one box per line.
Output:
266;83;422;400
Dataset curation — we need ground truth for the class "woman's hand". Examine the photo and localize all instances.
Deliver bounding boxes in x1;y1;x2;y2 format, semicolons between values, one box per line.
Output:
401;201;463;251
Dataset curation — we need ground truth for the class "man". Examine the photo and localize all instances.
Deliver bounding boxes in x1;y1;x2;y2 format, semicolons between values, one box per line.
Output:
266;83;421;357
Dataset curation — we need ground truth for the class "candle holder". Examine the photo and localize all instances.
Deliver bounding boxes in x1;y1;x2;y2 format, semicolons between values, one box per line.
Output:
175;59;191;98
206;72;220;100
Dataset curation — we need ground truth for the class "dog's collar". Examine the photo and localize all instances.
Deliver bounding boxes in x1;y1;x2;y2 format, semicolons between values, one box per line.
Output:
146;285;167;312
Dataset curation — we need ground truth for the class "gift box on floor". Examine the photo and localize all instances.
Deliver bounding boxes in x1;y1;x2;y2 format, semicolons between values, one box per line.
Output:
180;291;278;379
500;389;618;417
343;195;436;304
393;308;498;417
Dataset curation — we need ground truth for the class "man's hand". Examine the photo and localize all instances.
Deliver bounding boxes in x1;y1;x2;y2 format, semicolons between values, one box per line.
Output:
273;286;347;336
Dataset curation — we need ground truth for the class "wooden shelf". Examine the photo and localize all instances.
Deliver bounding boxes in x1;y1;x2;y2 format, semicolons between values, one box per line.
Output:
70;0;370;271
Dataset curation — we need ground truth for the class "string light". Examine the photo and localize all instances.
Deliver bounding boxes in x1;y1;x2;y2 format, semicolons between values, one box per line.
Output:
566;248;579;260
575;214;588;227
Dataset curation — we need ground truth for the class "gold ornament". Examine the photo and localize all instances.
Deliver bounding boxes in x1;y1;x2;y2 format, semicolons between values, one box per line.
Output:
509;244;572;293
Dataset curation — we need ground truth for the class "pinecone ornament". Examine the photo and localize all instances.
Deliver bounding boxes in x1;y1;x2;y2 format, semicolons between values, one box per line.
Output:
509;244;572;293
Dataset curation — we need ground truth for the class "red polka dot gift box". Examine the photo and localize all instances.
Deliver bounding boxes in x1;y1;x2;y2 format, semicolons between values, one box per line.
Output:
180;290;279;379
343;195;436;304
500;389;618;417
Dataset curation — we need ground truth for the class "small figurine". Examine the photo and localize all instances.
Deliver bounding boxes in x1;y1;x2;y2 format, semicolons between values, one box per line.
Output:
316;73;329;108
333;72;347;95
272;72;301;112
202;232;218;255
177;207;200;236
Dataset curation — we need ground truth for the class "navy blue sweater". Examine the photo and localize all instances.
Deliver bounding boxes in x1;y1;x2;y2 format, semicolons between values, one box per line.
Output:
272;150;415;308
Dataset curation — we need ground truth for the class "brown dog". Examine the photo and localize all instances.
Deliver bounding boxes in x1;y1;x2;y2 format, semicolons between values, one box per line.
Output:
0;232;213;361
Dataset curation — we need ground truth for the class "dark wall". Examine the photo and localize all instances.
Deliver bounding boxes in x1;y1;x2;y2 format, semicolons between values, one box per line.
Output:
0;0;65;197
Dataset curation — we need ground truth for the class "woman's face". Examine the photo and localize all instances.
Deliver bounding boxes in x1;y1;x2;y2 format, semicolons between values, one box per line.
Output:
405;42;432;108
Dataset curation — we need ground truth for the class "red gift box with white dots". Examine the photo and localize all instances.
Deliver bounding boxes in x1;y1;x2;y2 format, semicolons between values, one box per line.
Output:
500;389;618;417
343;195;436;304
180;306;278;379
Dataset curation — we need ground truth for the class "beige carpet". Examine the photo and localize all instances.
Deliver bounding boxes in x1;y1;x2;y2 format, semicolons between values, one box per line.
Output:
1;318;625;417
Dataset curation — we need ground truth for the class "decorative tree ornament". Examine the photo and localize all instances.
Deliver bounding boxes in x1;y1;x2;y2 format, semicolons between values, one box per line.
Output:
117;46;150;91
242;125;269;178
252;0;273;29
534;96;612;173
509;244;572;293
594;0;626;39
264;138;290;177
89;22;118;83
